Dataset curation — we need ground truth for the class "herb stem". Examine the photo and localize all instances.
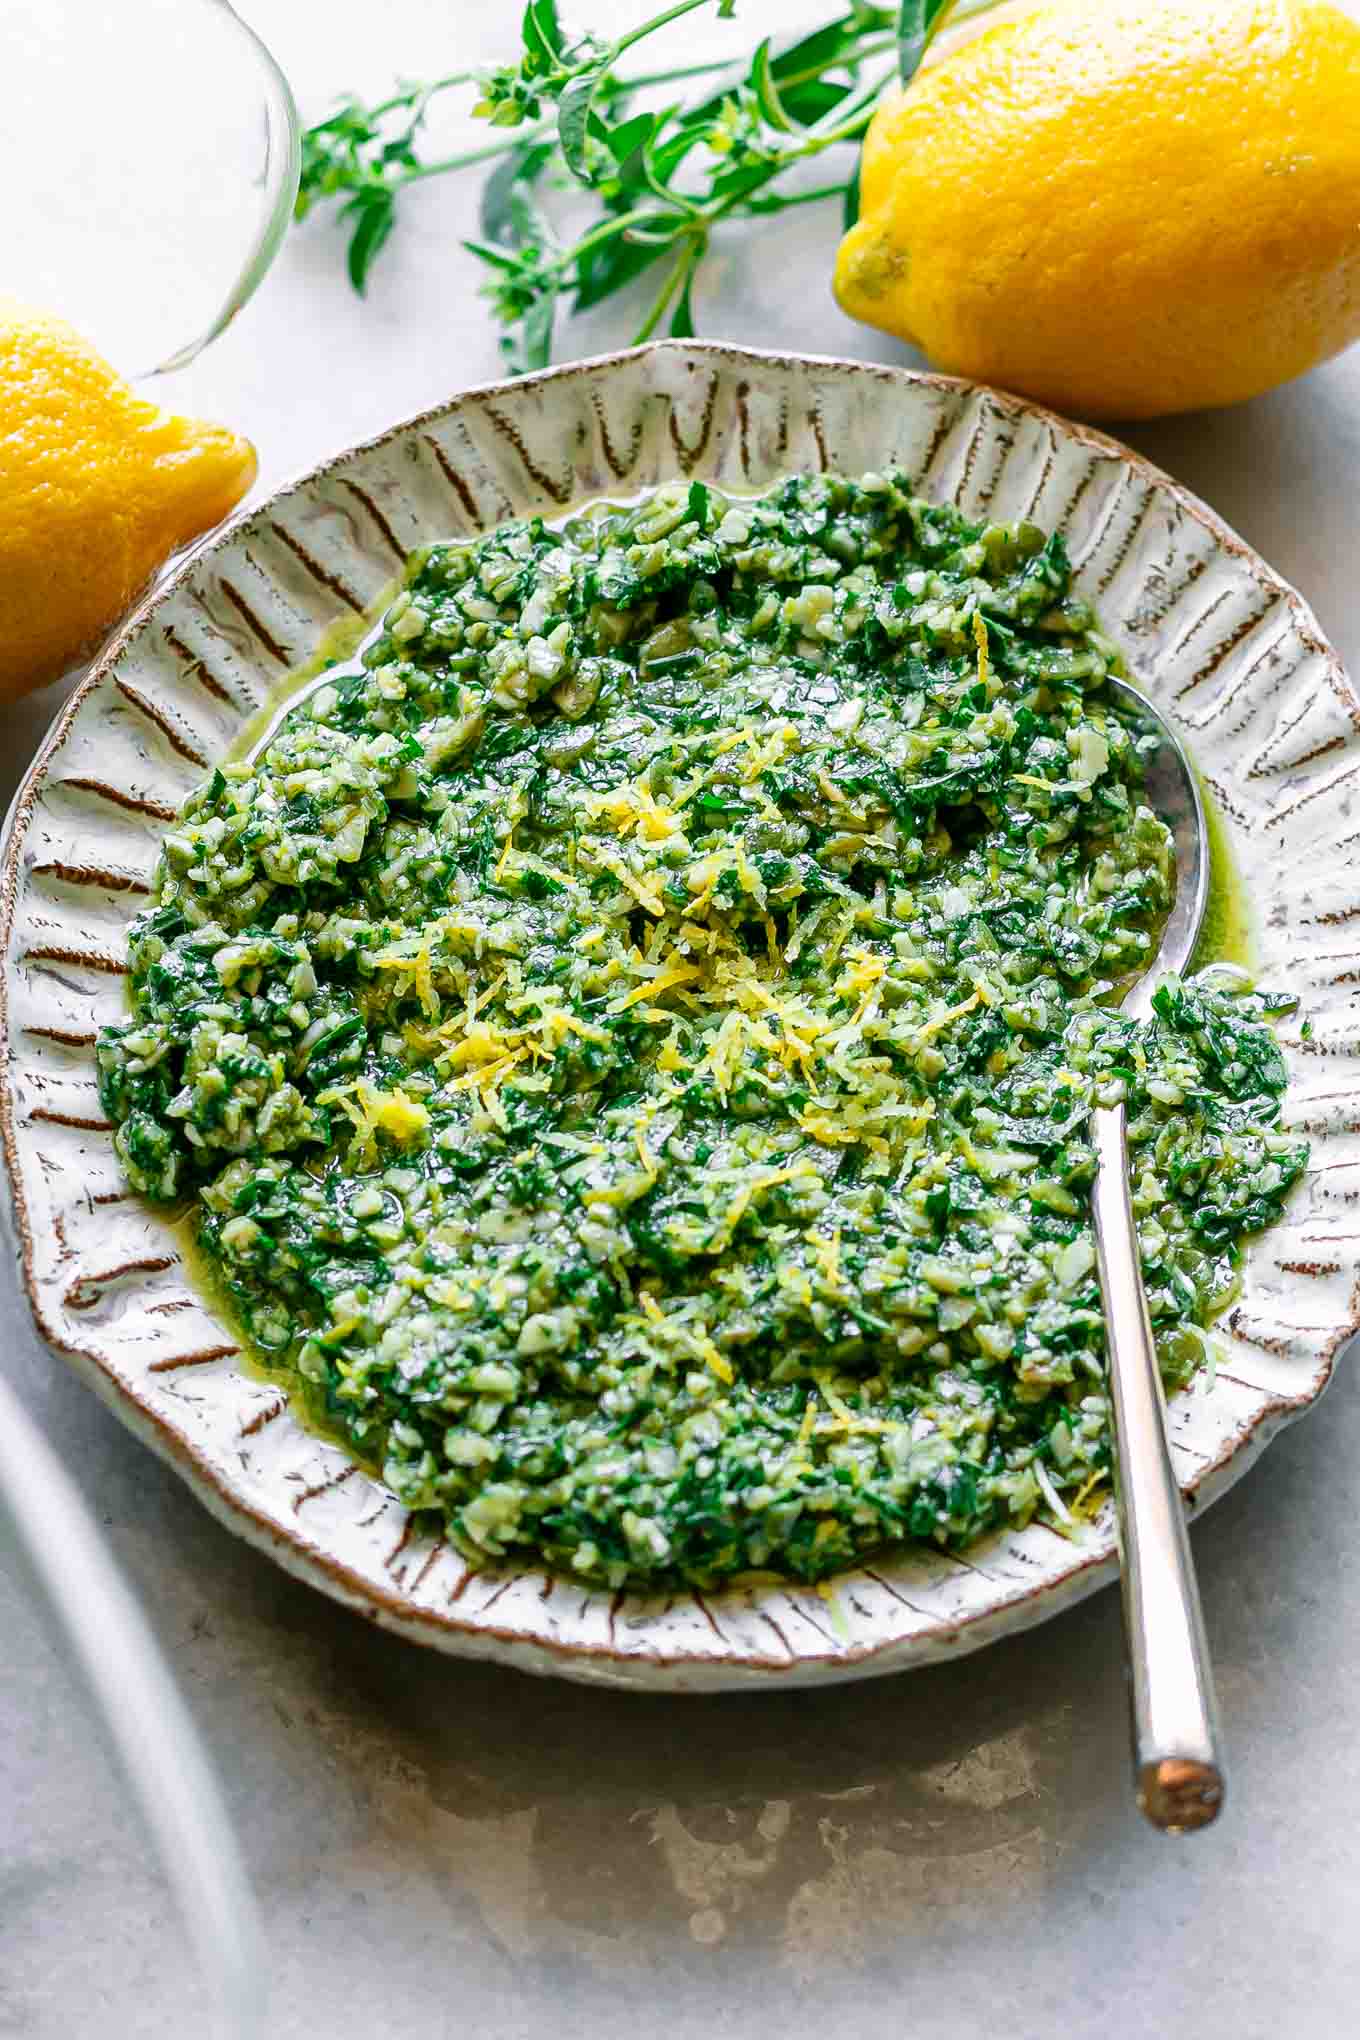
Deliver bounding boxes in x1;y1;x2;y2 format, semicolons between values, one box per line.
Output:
571;206;678;264
615;0;723;60
309;70;475;132
805;67;896;141
778;33;898;90
740;180;853;212
400;125;555;188
630;236;702;342
606;57;734;94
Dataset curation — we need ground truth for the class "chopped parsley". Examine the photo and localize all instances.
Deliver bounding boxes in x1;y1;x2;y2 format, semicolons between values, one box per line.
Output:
97;472;1308;1588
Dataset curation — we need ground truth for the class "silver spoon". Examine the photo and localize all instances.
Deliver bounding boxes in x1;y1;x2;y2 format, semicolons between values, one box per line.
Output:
1094;676;1221;1834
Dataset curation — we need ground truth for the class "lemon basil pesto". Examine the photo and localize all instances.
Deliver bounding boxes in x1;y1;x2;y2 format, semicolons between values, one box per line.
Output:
97;473;1306;1587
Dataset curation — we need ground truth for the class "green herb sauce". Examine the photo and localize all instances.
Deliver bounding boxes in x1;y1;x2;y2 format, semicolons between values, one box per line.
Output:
97;473;1306;1587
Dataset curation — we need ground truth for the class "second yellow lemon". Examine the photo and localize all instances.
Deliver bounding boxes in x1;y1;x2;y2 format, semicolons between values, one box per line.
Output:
835;0;1360;418
0;302;256;699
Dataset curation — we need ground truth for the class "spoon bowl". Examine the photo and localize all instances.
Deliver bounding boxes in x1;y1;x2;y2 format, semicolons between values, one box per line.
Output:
1105;675;1209;1018
1094;675;1223;1833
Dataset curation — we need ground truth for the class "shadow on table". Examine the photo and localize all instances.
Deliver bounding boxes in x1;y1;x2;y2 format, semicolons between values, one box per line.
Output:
227;1369;1345;1974
13;1281;1351;1990
322;1567;1120;1967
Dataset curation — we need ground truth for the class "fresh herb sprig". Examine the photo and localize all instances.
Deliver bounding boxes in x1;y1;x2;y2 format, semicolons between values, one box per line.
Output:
294;1;968;371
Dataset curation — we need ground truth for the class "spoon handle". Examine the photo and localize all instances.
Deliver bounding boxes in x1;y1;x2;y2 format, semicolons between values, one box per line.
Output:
1090;1098;1225;1833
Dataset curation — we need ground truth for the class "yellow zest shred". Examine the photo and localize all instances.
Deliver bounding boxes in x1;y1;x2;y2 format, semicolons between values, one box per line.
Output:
973;606;990;687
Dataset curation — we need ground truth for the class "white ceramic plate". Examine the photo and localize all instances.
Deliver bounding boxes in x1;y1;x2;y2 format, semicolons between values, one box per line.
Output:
3;341;1356;1690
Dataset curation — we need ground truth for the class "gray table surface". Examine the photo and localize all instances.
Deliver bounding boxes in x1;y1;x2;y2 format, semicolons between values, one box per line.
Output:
5;5;1360;2035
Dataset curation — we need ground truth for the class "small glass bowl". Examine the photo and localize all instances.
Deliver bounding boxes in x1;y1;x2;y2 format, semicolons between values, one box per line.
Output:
3;0;299;376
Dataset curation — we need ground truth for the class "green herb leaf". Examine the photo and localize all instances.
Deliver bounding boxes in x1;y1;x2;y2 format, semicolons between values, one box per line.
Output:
558;66;606;182
480;138;554;244
897;0;953;86
602;109;658;168
345;190;396;295
750;38;796;132
842;158;862;230
520;286;557;371
771;13;882;80
521;0;565;72
461;238;528;276
670;268;698;338
575;234;667;313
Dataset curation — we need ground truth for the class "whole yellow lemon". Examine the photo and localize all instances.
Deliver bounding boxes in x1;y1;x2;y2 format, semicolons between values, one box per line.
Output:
835;0;1360;418
0;302;256;698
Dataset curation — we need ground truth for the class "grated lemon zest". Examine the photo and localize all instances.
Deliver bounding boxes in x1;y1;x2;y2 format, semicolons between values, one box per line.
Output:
973;607;990;688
